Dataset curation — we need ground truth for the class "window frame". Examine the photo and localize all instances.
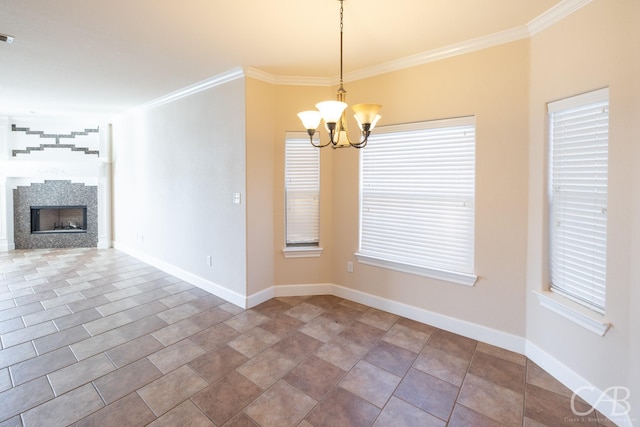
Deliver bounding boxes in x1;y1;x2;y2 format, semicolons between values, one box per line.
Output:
547;88;609;314
283;132;323;258
535;87;611;337
355;116;477;286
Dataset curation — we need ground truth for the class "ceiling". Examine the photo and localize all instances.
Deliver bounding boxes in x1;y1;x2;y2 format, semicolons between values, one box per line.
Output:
0;0;566;118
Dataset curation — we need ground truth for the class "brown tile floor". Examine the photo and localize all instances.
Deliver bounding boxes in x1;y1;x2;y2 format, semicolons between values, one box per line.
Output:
0;248;613;427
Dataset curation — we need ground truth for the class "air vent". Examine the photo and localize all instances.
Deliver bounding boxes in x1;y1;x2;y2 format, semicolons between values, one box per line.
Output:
0;33;14;44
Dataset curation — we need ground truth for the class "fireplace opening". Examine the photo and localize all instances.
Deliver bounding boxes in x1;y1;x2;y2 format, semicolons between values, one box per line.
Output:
31;206;87;234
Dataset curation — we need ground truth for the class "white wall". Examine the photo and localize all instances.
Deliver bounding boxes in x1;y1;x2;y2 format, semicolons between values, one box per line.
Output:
111;78;248;302
0;115;108;250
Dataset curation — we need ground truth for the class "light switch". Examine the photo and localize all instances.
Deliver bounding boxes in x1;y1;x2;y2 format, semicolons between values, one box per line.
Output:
232;193;241;204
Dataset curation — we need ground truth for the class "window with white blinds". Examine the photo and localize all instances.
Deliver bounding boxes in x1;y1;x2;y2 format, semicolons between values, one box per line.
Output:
548;88;609;313
356;117;477;286
285;132;320;247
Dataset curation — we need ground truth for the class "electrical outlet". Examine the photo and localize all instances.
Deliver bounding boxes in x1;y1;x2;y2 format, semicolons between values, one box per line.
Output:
347;261;353;273
206;255;212;266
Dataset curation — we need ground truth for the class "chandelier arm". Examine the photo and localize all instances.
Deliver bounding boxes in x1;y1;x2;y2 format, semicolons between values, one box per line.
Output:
310;137;333;148
306;129;333;148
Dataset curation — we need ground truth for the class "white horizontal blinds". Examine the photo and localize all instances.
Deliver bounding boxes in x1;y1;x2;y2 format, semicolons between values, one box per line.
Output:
549;89;609;312
285;132;320;246
360;117;476;274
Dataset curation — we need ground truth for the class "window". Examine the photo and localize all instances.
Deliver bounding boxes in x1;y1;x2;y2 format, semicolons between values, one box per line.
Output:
356;117;476;286
548;88;609;313
284;132;321;257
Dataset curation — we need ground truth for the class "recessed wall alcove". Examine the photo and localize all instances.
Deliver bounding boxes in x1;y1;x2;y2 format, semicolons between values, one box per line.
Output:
0;117;112;251
13;180;98;249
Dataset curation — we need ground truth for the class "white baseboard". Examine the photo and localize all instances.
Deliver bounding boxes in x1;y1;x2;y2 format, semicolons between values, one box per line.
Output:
91;252;634;427
249;282;631;427
113;241;246;308
526;342;632;427
254;282;524;354
97;238;112;249
0;242;15;252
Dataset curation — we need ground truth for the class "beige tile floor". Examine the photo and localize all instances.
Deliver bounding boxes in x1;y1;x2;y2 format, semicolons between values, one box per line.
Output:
0;248;613;426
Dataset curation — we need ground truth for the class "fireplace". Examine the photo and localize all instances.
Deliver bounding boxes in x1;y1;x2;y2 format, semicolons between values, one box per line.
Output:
31;206;87;234
13;180;98;249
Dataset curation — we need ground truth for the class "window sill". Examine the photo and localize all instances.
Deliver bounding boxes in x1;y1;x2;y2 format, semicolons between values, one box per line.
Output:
282;246;323;259
533;290;611;336
354;253;477;287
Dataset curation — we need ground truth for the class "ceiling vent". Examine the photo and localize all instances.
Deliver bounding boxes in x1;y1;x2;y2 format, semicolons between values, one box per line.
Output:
0;33;14;44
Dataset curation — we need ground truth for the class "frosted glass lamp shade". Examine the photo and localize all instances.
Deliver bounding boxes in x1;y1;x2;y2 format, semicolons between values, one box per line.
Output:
352;104;382;126
297;110;322;130
315;101;348;123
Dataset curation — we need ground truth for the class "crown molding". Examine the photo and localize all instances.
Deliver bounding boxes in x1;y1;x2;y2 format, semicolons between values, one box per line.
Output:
345;25;530;83
528;0;593;36
244;67;334;87
134;67;245;112
128;0;593;106
255;0;592;85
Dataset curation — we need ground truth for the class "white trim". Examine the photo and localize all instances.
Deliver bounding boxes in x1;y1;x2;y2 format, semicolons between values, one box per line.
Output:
547;87;609;112
282;246;324;259
0;243;15;251
245;282;630;426
247;282;523;353
534;290;611;336
345;26;530;83
85;244;631;426
526;341;633;427
244;67;333;87
120;1;593;110
528;0;593;36
133;67;245;112
113;241;247;308
274;283;335;298
374;115;476;134
355;253;477;287
247;2;595;87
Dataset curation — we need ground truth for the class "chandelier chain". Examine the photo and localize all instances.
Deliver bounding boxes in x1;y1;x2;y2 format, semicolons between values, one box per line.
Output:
339;0;344;87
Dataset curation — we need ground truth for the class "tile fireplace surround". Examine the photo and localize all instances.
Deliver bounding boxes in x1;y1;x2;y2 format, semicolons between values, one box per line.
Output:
12;180;98;250
0;248;613;426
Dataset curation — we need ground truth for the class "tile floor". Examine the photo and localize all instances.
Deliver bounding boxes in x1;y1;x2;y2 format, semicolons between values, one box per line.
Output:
0;248;613;426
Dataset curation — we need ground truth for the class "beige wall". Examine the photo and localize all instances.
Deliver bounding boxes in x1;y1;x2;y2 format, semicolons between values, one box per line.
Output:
631;0;640;418
527;0;639;417
245;78;275;296
271;84;336;286
111;0;637;418
275;41;529;336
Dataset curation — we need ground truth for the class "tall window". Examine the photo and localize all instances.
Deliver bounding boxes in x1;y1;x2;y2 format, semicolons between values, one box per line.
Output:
548;88;609;312
284;132;320;247
357;117;476;286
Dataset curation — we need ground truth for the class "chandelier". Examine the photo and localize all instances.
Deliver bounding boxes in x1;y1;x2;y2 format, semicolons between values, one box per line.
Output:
297;0;382;149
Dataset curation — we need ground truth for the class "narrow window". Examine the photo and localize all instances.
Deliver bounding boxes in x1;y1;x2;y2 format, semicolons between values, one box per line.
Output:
285;132;320;247
548;88;609;312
